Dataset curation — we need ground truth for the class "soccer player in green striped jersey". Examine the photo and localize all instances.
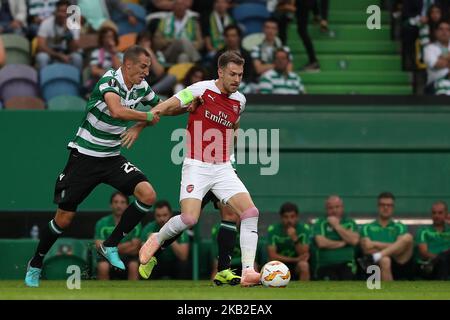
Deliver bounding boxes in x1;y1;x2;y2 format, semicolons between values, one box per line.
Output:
415;201;450;280
25;45;170;288
358;192;415;281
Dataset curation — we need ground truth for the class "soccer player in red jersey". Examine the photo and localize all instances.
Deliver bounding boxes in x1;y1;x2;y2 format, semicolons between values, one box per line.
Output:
139;51;261;286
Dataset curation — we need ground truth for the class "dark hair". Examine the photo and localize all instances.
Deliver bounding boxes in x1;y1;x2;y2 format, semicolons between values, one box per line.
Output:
264;17;279;27
433;200;448;212
436;19;450;29
110;191;129;204
223;24;242;39
98;26;119;47
377;192;395;202
279;202;299;215
123;45;150;62
217;50;245;69
182;65;206;87
274;48;290;60
136;30;153;45
56;0;71;8
154;200;172;212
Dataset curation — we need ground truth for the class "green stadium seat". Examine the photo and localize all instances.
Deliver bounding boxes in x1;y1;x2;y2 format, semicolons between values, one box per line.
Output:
199;238;213;278
305;84;412;95
47;95;87;111
293;55;402;72
1;34;31;65
42;238;91;280
299;71;409;85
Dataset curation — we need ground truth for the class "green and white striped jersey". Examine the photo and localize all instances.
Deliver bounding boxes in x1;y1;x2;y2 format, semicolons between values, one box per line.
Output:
259;69;305;95
68;68;160;157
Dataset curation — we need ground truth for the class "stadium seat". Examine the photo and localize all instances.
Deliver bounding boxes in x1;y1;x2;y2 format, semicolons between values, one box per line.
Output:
167;63;194;82
1;34;31;65
40;63;80;102
42;238;91;280
4;96;46;110
232;3;270;35
47;95;86;111
118;33;138;52
0;64;39;102
113;3;146;35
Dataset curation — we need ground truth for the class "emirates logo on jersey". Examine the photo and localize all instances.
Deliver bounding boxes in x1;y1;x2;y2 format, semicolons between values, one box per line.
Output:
186;184;194;193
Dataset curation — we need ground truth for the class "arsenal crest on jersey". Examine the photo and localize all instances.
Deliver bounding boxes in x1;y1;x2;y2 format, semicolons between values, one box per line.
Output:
232;105;239;114
186;184;194;193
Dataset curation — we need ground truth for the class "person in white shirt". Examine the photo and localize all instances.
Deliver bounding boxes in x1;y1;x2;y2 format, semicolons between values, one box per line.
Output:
424;20;450;95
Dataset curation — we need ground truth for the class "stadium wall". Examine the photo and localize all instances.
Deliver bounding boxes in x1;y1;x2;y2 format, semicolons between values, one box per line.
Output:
1;96;450;216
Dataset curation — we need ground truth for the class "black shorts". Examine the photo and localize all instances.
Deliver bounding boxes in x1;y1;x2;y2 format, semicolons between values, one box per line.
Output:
316;262;354;280
392;257;415;280
97;255;139;280
54;148;148;212
201;191;220;210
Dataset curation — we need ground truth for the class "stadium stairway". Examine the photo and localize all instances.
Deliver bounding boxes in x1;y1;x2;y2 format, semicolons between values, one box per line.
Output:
288;0;412;94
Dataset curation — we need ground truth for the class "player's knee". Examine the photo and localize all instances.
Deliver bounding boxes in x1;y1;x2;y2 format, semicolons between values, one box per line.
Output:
240;206;259;220
180;212;198;227
136;188;156;206
379;256;391;269
298;260;309;271
400;233;413;244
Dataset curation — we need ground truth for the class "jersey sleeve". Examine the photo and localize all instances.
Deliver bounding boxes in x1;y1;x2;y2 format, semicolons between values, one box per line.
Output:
174;81;207;107
395;222;408;236
415;227;426;244
141;86;161;107
312;219;325;236
298;224;311;245
94;220;104;240
267;224;276;246
98;75;121;97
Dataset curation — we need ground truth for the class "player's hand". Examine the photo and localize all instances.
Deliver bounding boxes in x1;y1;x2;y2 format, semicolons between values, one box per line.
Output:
121;125;142;149
187;96;204;113
327;216;340;228
286;226;298;241
149;109;161;125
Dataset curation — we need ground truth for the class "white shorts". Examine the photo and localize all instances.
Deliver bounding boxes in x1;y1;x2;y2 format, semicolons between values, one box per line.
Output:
179;158;249;204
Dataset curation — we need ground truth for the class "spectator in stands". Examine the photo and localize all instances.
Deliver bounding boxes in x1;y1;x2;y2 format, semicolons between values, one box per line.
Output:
267;202;311;281
85;26;122;92
424;20;450;95
153;0;203;63
358;192;415;281
141;0;175;12
295;0;320;72
312;195;359;280
77;0;137;32
202;0;234;59
95;192;141;280
210;207;241;280
415;200;450;280
0;0;27;35
174;64;207;93
251;18;293;77
267;0;296;45
136;31;177;96
419;5;442;48
0;36;5;67
36;0;83;70
313;0;329;33
28;0;59;38
401;0;443;70
213;24;257;93
259;48;305;94
140;200;191;279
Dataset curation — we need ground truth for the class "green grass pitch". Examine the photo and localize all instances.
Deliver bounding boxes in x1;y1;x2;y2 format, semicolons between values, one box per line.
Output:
1;280;450;300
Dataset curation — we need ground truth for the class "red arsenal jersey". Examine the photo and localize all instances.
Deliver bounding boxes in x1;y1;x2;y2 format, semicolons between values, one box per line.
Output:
174;80;246;163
